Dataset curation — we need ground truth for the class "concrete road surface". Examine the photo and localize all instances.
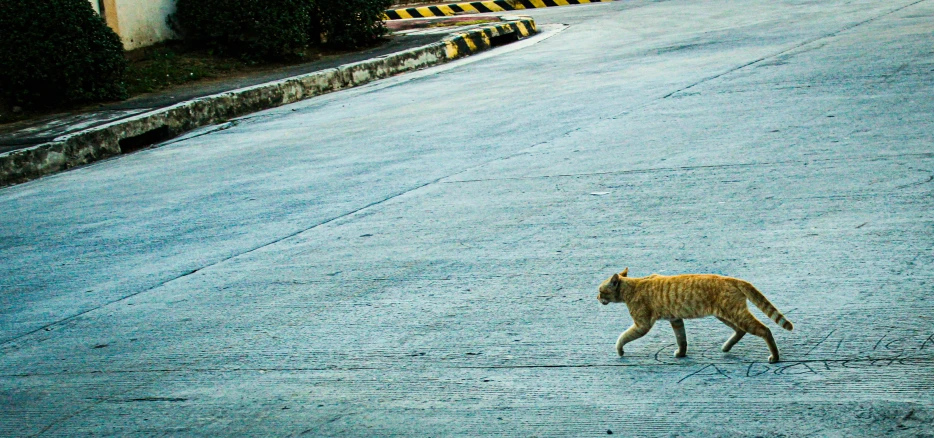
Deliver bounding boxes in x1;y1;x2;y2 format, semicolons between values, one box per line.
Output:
2;0;933;435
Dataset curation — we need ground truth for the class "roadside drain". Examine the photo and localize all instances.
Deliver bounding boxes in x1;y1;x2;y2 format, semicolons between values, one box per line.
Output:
119;126;173;154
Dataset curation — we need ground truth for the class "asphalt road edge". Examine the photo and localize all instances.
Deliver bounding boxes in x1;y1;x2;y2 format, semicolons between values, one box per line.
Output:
0;18;537;188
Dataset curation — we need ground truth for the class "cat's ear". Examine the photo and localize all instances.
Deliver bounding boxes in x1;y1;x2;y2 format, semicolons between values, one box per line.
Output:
620;267;629;277
610;273;620;287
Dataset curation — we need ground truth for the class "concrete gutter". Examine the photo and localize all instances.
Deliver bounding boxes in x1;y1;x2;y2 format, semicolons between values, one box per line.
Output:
0;18;537;188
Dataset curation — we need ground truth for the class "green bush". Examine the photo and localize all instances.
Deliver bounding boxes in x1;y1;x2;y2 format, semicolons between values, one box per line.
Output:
0;0;127;109
172;0;317;61
313;0;392;48
173;0;391;57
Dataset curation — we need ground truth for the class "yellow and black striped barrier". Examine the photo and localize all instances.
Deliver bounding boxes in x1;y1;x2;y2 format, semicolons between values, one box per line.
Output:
385;0;612;20
442;18;536;59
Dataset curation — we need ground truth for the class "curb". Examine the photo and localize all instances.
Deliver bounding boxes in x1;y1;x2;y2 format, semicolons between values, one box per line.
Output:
0;18;537;188
384;0;611;20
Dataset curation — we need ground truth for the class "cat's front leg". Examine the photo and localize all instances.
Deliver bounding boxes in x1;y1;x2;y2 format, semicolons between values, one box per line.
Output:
616;322;653;356
615;332;626;356
670;319;687;357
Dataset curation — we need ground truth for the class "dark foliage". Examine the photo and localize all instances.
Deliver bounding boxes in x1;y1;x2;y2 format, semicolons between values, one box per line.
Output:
0;0;128;108
313;0;393;48
172;0;317;61
173;0;391;57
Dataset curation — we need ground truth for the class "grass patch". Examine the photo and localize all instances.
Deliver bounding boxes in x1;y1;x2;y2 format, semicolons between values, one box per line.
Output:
124;41;327;96
125;44;245;95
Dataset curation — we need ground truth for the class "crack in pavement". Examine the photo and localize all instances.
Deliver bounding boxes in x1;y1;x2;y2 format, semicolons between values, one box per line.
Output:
895;174;934;189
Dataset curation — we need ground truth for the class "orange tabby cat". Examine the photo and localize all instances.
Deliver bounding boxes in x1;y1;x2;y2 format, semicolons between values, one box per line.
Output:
598;268;793;363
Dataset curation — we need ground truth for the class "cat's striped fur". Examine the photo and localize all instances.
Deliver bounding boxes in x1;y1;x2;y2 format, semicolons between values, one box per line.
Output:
598;268;793;363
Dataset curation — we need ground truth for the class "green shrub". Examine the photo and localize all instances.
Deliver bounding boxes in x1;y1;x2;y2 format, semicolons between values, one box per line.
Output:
172;0;392;57
0;0;127;109
313;0;392;48
172;0;316;61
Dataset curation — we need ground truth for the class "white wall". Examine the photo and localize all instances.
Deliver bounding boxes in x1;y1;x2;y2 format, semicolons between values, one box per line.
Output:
114;0;177;50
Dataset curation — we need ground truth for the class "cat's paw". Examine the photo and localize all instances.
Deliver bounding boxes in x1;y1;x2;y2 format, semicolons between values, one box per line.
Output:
674;350;686;358
616;346;625;357
721;343;733;352
768;355;779;363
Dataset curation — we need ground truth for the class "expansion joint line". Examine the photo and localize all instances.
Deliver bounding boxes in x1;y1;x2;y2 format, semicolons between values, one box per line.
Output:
0;136;555;352
0;180;441;350
661;0;930;99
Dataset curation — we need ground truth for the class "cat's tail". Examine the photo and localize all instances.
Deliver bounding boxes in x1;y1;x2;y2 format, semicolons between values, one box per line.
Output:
741;282;794;331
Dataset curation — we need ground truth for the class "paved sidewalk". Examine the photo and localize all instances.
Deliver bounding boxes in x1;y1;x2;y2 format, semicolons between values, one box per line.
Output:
0;35;445;153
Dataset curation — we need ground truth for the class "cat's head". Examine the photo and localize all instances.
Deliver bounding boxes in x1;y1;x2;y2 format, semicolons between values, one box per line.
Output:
597;268;628;305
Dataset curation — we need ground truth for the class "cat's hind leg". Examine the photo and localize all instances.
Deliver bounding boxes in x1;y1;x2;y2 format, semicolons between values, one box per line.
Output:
731;311;780;363
670;319;687;357
716;317;746;352
616;321;654;357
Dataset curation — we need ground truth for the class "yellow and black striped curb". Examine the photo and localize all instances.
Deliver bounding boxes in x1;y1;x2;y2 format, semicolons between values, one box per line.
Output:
0;18;537;187
441;18;536;59
385;0;611;20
